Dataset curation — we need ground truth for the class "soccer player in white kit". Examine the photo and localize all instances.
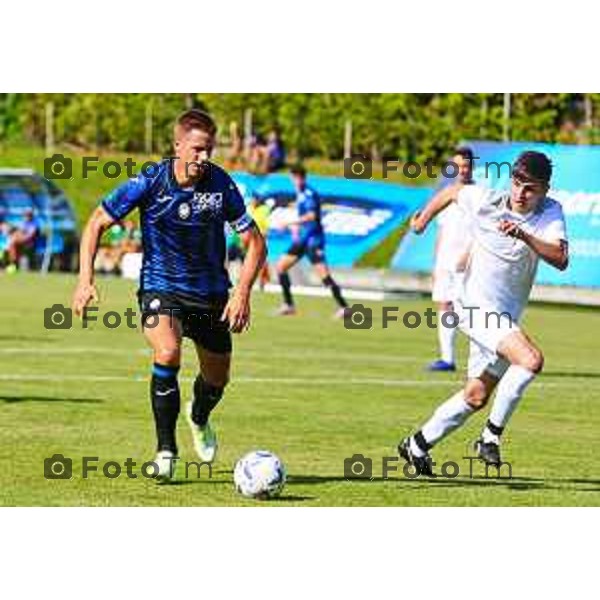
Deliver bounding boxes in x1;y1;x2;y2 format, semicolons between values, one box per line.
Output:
428;147;475;372
399;151;569;472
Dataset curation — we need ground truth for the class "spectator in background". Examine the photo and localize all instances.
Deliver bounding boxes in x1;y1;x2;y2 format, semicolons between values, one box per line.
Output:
121;220;143;254
94;220;142;274
245;132;265;173
244;128;286;174
6;208;39;273
0;211;8;268
266;129;286;173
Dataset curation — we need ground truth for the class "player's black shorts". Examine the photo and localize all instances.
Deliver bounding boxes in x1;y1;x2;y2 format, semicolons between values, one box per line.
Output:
286;240;326;264
138;290;231;354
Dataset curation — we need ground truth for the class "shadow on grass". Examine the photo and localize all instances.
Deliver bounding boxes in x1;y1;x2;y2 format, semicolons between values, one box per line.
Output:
542;371;600;379
164;478;316;501
289;474;600;493
0;395;103;404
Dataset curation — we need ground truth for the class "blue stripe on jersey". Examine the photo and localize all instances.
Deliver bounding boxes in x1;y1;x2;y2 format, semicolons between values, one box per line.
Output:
101;160;251;299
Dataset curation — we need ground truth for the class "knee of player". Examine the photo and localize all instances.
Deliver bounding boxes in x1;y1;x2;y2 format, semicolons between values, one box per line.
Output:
204;375;229;391
154;346;181;366
214;373;230;388
464;382;490;410
522;349;544;374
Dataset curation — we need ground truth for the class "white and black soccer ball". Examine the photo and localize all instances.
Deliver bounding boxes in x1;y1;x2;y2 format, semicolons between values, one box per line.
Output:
233;450;287;500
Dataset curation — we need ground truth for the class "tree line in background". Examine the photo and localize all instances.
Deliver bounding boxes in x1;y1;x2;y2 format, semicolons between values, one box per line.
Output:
1;93;599;163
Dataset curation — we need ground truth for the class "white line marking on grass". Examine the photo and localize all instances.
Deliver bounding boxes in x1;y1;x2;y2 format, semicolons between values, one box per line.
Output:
0;346;427;363
0;373;454;385
0;373;594;388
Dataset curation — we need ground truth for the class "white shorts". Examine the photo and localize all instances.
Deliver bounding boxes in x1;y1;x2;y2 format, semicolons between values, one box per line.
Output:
432;269;463;303
456;303;519;380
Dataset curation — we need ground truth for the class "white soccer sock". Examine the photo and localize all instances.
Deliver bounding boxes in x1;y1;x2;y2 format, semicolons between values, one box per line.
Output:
411;391;474;456
438;315;457;364
485;365;536;441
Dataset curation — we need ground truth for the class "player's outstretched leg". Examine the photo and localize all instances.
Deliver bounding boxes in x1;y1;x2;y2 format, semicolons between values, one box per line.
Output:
400;373;498;475
187;345;230;463
275;254;299;315
314;262;348;318
143;314;183;483
476;331;543;466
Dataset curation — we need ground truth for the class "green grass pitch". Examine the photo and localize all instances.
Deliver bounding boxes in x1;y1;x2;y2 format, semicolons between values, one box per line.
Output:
1;273;599;506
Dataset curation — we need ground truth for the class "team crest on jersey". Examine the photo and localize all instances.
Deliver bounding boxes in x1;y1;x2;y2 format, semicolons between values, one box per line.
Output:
194;192;223;214
148;298;161;311
178;202;191;220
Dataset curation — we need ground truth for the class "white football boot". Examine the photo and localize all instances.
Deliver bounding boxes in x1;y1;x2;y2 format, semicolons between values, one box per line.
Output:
153;450;178;484
186;402;218;463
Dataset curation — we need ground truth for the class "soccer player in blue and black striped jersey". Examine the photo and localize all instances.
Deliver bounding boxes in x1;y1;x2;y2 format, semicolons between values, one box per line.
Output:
72;110;266;482
275;165;348;317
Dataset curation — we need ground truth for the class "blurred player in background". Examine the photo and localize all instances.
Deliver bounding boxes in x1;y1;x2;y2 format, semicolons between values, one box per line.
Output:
400;151;568;473
72;109;266;482
275;165;348;317
428;147;475;372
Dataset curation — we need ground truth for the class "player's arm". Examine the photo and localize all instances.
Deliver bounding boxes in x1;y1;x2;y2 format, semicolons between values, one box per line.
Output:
72;206;114;316
72;175;148;316
222;224;267;333
222;178;268;333
411;184;459;234
499;221;569;271
285;211;316;226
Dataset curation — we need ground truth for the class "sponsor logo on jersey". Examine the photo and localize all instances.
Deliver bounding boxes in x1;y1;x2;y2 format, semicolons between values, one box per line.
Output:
193;192;223;214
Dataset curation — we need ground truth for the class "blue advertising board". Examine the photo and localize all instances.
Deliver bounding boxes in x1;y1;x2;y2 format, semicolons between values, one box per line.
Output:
392;141;600;288
231;172;430;267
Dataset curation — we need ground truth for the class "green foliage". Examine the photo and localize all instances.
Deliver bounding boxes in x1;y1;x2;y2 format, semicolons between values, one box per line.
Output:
1;94;596;162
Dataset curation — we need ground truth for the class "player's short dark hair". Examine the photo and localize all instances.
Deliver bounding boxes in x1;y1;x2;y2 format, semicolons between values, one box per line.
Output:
290;164;306;178
454;146;474;162
513;151;552;185
176;109;217;136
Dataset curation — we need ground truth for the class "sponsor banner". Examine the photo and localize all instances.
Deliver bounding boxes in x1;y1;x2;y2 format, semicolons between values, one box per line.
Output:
231;172;430;267
392;141;600;288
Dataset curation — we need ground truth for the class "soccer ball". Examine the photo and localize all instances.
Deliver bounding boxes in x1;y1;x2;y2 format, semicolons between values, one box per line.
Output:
233;450;287;500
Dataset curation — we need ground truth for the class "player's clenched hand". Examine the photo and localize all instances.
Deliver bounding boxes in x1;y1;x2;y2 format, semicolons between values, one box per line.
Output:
72;281;99;317
221;289;251;333
410;211;427;235
498;220;525;240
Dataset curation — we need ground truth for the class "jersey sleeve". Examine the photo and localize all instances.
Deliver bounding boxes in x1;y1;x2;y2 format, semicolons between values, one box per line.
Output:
539;202;568;243
224;177;254;233
101;175;150;221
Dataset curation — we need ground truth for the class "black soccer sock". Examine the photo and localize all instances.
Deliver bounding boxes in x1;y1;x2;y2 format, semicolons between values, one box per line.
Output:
322;275;348;308
192;375;224;427
278;272;294;306
151;363;181;454
485;419;505;438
